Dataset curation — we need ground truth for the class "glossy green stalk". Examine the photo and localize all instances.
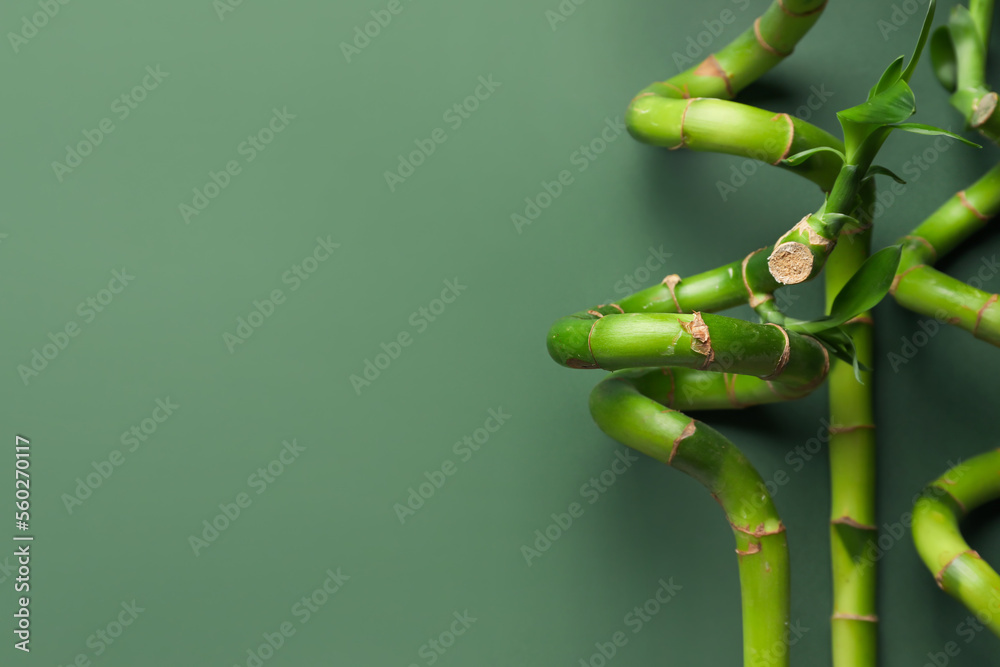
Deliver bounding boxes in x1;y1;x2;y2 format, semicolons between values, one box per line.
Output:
615;249;780;315
626;96;844;190
604;363;819;412
548;310;829;389
969;0;995;45
912;450;1000;636
640;0;828;101
944;1;1000;143
902;162;1000;261
824;185;878;667
891;163;1000;346
891;264;1000;346
589;376;790;667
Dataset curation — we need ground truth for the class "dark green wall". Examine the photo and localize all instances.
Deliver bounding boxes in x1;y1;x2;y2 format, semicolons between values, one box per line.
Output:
1;0;998;664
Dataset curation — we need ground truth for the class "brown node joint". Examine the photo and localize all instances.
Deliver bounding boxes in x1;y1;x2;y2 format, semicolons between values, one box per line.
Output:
661;274;683;312
754;18;793;58
771;113;795;165
958;190;989;222
792;215;833;248
840;222;873;237
902;235;938;263
935;550;982;590
660;82;692;99
741;248;767;304
736;542;762;556
669;98;697;150
669;419;697;465
761;324;791;380
661;367;676;407
765;380;798;400
681;312;715;369
723;373;746;409
889;264;925;296
831;516;877;531
783;336;829;395
730;520;786;537
694;54;734;98
832;613;879;623
586;310;604;318
931;483;968;513
974;294;999;338
586;319;601;369
778;0;828;17
844;315;874;326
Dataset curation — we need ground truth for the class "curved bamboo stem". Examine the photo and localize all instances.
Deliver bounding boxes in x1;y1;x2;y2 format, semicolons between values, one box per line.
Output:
891;163;1000;347
625;95;844;191
589;375;791;666
640;0;828;101
912;450;1000;637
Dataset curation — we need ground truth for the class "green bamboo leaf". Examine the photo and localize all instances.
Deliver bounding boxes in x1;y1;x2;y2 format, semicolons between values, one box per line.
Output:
886;122;981;147
826;244;902;322
865;165;907;184
930;26;957;92
785;245;902;335
837;79;916;126
813;327;871;383
901;0;937;82
782;146;846;166
868;56;905;100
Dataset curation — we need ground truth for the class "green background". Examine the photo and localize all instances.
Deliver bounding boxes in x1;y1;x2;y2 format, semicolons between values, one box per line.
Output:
1;0;999;664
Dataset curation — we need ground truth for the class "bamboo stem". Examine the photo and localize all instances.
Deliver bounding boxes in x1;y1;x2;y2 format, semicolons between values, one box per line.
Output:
625;96;844;191
547;310;829;389
824;184;879;667
640;0;828;101
589;376;790;666
946;0;1000;143
912;450;1000;637
891;163;1000;347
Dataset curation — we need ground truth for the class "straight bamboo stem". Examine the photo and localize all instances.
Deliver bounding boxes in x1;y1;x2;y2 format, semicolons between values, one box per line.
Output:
824;186;879;667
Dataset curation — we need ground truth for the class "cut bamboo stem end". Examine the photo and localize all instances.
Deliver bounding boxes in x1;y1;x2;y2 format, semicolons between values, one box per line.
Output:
768;242;814;284
768;216;835;285
971;91;998;128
